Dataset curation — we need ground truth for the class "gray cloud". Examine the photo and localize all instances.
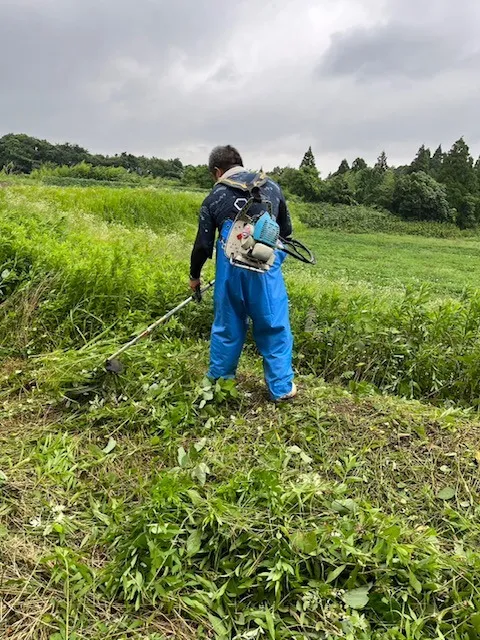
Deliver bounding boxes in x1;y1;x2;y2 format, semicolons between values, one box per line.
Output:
317;0;480;83
311;0;480;165
1;0;480;173
318;25;465;80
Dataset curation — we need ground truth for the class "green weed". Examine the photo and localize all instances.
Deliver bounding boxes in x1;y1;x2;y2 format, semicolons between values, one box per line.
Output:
3;185;480;406
2;182;480;637
296;202;478;238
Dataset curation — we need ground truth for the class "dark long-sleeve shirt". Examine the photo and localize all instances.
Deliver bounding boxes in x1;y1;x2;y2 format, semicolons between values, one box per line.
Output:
190;170;292;279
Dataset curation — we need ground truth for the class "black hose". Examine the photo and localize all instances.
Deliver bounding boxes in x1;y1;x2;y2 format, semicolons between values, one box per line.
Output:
278;237;316;265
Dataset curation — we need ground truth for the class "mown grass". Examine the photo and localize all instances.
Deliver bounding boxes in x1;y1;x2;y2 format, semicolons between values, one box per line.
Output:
295;229;480;296
2;342;480;639
2;183;480;639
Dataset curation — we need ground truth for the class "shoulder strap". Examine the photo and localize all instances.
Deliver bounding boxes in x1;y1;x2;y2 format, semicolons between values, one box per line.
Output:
218;171;273;222
216;170;268;194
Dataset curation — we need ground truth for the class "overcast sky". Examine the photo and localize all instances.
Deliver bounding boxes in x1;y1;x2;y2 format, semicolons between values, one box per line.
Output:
1;0;480;173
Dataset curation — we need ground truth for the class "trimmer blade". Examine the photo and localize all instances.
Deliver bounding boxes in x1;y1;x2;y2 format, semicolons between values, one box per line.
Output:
105;358;124;374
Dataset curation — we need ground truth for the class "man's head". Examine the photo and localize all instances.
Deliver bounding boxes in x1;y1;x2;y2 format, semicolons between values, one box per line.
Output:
208;145;243;181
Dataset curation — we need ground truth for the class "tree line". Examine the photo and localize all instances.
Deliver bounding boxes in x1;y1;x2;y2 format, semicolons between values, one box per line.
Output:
2;133;480;227
273;140;480;228
0;133;213;188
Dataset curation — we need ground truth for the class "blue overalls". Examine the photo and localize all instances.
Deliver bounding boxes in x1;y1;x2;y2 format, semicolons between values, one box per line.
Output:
208;218;294;400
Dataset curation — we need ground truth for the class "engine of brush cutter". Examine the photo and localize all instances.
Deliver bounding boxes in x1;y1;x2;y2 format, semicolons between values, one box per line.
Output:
225;211;281;273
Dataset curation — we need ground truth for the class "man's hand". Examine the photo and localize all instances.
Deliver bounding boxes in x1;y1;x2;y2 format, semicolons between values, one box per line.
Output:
189;278;201;292
189;278;202;303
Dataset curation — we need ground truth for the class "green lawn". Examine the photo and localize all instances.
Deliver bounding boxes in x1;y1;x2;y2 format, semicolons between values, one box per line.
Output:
294;228;480;296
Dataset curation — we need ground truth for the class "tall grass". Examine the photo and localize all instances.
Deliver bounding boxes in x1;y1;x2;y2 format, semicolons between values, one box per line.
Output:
296;202;479;238
2;184;480;406
3;183;480;639
0;187;205;349
12;184;203;232
289;278;480;406
27;163;210;193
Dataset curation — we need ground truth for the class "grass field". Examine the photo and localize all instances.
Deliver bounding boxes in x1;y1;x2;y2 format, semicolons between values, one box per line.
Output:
2;183;480;640
297;229;480;296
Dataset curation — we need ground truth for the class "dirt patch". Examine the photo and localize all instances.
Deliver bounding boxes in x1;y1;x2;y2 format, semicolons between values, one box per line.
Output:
0;358;27;377
0;404;62;438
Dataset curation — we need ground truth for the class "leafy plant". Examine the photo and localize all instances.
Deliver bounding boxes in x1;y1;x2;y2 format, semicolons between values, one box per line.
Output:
2;180;480;639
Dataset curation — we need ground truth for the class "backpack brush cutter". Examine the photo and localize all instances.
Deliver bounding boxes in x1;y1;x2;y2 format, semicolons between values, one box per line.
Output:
104;280;215;374
223;208;315;273
221;173;316;274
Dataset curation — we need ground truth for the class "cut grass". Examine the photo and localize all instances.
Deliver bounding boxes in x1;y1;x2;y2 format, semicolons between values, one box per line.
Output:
294;228;480;297
2;347;480;638
2;183;480;638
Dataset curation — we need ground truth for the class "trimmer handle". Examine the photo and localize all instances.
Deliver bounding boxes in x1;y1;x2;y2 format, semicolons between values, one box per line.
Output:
105;279;216;373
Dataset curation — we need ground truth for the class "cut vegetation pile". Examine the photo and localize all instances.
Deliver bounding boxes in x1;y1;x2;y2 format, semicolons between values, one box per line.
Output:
1;182;480;639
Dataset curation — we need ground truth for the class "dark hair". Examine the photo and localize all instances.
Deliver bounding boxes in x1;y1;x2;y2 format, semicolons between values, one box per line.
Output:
208;145;243;174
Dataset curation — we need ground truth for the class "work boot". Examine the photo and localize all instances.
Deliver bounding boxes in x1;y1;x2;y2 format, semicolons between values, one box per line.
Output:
275;382;297;403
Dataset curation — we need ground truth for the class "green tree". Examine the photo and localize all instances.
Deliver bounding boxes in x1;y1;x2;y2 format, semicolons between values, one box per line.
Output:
430;145;444;178
268;166;284;182
0;133;51;172
375;169;396;210
182;165;213;189
375;151;388;172
457;196;480;229
354;167;385;205
277;167;321;201
352;157;367;172
392;171;454;222
55;142;90;166
440;137;477;213
336;159;350;175
474;157;480;190
299;146;318;174
320;175;357;205
410;145;431;174
146;157;183;179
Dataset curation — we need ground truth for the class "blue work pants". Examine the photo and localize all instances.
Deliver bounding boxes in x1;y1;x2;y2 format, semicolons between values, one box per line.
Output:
208;227;294;400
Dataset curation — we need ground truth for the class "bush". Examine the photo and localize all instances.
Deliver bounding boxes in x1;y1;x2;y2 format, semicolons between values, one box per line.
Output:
294;202;471;238
31;161;142;183
392;171;455;223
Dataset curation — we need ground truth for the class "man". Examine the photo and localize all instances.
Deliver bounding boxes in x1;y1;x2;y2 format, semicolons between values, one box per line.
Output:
189;145;297;402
